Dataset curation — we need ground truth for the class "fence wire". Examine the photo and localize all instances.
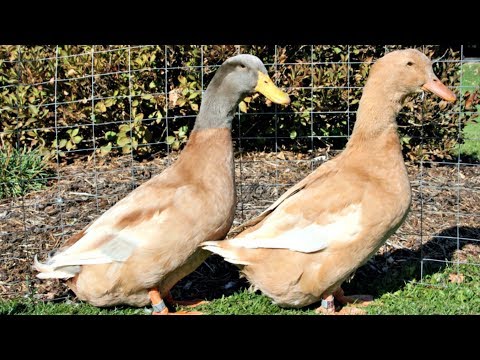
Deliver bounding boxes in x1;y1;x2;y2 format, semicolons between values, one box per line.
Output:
0;45;479;301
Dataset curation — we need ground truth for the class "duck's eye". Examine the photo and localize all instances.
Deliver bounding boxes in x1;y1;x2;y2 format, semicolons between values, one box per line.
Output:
239;64;246;69
406;61;414;67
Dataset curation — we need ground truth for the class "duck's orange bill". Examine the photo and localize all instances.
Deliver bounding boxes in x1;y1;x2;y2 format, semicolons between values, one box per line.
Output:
422;78;456;103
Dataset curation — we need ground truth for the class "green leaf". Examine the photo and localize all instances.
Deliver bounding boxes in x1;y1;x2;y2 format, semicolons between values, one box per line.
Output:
95;102;107;113
99;142;112;155
28;105;39;116
73;136;82;144
290;130;297;139
166;135;175;145
105;98;115;107
188;92;199;100
117;136;130;147
131;138;138;150
178;126;188;137
118;124;130;132
71;128;79;136
190;103;199;112
333;47;342;54
135;113;144;121
105;131;117;140
132;99;139;107
178;76;187;85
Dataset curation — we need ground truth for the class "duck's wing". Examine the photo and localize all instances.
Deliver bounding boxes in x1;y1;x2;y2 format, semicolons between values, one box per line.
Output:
232;160;336;234
34;172;200;278
205;163;365;257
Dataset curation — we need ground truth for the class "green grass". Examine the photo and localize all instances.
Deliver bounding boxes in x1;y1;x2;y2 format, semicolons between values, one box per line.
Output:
0;299;147;315
458;62;480;160
366;262;480;315
463;62;480;95
1;262;478;315
0;146;52;199
194;289;317;315
459;118;480;159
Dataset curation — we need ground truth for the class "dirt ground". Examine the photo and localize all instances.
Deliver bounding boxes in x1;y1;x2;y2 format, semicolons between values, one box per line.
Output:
1;150;479;303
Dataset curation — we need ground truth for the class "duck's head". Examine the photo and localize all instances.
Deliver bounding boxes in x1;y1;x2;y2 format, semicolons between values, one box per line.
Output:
206;54;291;106
370;49;457;103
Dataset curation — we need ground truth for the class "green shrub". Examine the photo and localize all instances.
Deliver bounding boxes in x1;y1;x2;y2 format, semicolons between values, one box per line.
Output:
0;146;52;199
0;45;472;162
457;62;480;160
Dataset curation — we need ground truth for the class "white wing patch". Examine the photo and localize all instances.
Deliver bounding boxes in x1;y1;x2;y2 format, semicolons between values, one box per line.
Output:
229;204;362;253
37;211;171;274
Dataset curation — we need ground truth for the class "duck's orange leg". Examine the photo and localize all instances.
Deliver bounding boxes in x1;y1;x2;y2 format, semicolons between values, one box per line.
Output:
148;289;169;315
314;293;336;315
333;287;373;307
148;289;203;315
315;288;373;315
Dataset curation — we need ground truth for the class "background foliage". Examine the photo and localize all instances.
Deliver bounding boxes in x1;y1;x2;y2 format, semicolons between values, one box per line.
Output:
0;45;476;163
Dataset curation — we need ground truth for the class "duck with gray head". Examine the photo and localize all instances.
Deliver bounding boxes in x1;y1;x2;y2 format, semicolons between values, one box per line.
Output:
34;54;290;315
203;49;456;315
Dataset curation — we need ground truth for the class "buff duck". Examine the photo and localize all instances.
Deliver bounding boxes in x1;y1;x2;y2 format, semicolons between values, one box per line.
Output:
34;54;290;315
203;49;456;314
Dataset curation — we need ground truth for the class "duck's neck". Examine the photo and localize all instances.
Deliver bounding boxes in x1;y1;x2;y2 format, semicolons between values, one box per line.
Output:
179;128;234;186
177;84;237;180
193;85;240;131
348;78;404;147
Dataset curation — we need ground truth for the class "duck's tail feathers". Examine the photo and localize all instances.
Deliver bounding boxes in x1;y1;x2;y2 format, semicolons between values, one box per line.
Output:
202;241;251;266
33;254;81;280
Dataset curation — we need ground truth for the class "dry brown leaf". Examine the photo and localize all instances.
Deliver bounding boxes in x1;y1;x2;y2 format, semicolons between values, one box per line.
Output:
168;89;180;107
465;91;477;110
448;273;465;284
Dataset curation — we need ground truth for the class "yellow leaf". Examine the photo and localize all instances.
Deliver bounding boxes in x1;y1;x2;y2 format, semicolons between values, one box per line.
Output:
239;101;247;113
95;102;107;113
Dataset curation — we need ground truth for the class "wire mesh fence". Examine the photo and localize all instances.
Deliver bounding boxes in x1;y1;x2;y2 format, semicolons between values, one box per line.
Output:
0;45;479;303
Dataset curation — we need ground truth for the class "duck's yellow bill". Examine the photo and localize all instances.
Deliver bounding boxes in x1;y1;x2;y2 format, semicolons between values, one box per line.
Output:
255;71;291;105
